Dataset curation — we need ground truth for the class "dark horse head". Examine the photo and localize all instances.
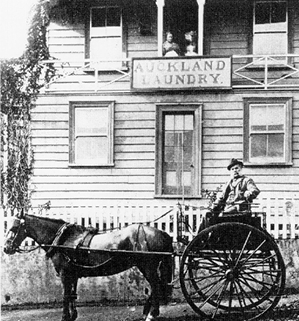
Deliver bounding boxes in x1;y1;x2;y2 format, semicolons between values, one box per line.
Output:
4;211;65;255
4;210;27;255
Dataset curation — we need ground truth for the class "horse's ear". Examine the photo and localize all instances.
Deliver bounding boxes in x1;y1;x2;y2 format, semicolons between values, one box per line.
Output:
16;208;25;219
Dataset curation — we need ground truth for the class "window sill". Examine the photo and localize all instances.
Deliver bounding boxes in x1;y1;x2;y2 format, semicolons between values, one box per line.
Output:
244;162;293;167
68;163;115;168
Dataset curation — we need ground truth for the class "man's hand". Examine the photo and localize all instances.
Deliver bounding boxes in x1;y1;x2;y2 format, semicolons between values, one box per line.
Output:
244;191;251;199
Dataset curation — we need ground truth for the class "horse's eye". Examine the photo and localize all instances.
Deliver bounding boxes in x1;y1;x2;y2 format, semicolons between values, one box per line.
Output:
10;226;19;234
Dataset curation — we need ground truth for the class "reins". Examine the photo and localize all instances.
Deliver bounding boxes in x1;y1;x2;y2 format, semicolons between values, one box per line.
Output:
94;207;175;234
16;245;41;253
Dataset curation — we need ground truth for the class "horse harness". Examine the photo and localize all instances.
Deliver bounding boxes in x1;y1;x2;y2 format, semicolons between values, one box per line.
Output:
45;223;70;258
46;223;150;270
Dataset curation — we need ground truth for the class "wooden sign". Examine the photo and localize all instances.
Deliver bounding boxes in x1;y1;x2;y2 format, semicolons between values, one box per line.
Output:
131;56;232;91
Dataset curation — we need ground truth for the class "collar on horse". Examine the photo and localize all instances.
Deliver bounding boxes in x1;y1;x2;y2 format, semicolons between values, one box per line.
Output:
45;223;99;259
45;223;71;258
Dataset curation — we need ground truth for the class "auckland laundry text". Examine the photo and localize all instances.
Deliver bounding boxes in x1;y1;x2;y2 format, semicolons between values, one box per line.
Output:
132;57;231;90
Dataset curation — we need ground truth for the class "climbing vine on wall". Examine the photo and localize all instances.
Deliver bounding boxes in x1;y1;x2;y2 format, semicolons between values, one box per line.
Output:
1;0;55;213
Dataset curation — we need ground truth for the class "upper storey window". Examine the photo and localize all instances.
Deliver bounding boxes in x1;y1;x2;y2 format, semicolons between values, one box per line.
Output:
253;1;287;60
89;7;123;69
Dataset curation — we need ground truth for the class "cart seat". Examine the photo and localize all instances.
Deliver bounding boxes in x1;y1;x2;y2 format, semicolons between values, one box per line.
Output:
212;211;266;229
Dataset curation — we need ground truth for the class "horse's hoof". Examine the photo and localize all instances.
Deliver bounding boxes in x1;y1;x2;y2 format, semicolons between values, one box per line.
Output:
144;314;155;321
71;310;78;321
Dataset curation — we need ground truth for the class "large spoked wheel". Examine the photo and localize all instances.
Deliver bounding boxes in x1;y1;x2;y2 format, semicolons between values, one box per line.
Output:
179;222;285;320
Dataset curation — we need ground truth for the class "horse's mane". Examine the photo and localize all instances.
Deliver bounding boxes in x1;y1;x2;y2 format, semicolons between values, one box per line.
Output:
27;214;66;225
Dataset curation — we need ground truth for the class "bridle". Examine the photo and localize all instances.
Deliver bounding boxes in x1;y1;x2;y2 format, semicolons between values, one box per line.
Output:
5;214;39;253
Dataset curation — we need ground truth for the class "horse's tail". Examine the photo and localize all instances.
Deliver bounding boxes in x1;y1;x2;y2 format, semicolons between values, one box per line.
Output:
158;238;174;304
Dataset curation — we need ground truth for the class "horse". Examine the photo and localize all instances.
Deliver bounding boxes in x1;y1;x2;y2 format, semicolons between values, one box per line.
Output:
3;212;174;321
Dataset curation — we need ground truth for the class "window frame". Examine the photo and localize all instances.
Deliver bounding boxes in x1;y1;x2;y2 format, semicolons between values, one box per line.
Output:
252;0;288;60
243;97;292;166
155;104;202;198
85;5;127;70
69;101;114;167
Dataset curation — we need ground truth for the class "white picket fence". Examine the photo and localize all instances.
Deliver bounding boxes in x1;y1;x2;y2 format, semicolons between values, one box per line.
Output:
257;197;299;239
1;198;298;247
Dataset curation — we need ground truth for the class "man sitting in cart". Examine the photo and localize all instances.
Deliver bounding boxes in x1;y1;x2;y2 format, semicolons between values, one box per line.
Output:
213;158;260;214
199;158;260;231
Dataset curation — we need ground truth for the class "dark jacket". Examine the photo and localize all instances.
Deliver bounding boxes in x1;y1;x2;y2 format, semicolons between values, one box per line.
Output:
215;175;260;213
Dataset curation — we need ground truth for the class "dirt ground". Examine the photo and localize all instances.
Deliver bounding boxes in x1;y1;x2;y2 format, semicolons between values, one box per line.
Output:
2;294;299;321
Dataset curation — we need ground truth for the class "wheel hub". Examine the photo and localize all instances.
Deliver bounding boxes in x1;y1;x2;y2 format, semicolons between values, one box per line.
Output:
225;268;238;281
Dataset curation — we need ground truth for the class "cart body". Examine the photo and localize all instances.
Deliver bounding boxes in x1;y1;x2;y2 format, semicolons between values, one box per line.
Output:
179;210;286;320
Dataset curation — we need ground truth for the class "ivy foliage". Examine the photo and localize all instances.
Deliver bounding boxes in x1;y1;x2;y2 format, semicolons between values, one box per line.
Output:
1;0;55;213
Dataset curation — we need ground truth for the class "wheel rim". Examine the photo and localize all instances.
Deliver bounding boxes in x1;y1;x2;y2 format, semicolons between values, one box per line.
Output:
179;222;285;320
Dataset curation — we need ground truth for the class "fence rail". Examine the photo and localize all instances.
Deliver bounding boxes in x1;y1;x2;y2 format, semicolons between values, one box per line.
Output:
1;198;298;247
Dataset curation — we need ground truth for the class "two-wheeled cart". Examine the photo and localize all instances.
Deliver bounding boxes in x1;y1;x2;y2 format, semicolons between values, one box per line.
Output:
177;207;286;320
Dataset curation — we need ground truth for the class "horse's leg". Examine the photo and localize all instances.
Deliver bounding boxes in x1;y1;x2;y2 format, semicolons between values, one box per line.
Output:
139;262;161;321
61;274;72;321
70;278;78;321
142;290;152;317
61;272;78;321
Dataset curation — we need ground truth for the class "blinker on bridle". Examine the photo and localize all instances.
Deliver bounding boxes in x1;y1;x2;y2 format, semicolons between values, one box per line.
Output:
6;215;39;253
5;216;25;252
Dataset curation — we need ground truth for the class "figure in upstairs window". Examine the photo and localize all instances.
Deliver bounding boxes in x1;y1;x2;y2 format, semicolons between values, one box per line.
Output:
162;32;181;56
185;31;198;56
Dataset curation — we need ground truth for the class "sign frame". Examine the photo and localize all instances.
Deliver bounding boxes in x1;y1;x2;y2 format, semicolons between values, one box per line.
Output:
131;55;232;92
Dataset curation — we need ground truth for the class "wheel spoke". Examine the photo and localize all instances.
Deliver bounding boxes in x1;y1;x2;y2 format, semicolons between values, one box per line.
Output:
184;270;223;283
210;248;230;268
235;278;265;320
234;231;252;268
188;254;227;270
239;240;267;266
232;280;246;317
241;272;274;288
187;260;225;272
197;277;227;310
238;276;266;302
242;266;279;279
199;276;226;294
212;280;230;318
235;278;259;308
246;267;280;276
238;274;265;295
228;280;234;315
238;276;276;307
